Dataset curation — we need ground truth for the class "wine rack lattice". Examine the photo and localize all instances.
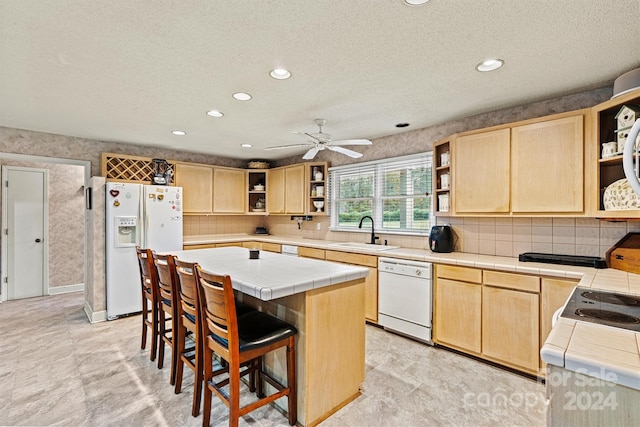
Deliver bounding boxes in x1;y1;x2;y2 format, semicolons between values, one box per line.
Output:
101;153;175;184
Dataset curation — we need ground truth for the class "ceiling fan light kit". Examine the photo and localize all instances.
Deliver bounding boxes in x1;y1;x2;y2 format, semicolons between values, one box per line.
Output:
265;118;372;159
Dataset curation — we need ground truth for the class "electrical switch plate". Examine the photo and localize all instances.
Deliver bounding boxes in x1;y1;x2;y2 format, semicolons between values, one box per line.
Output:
316;223;321;230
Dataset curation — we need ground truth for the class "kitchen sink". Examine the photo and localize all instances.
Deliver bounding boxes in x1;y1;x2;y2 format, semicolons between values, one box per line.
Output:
328;242;399;251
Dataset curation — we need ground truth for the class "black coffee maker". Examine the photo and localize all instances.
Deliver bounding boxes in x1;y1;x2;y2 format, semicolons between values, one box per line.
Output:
429;225;455;253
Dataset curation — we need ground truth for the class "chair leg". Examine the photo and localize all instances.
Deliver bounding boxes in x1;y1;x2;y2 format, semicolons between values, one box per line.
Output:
287;338;297;426
147;300;158;362
192;331;202;417
229;359;241;427
248;358;256;393
175;325;185;394
141;296;148;350
256;356;264;399
157;309;166;369
202;345;213;427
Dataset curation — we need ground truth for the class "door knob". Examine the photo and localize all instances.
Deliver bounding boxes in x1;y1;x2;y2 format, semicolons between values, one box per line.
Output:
35;238;42;243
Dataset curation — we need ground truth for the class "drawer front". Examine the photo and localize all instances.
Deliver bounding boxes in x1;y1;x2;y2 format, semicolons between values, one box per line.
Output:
299;246;326;260
261;242;282;253
436;264;482;284
325;250;377;267
483;270;540;293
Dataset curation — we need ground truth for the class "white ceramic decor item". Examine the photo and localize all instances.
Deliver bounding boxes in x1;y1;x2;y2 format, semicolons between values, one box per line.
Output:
622;119;640;197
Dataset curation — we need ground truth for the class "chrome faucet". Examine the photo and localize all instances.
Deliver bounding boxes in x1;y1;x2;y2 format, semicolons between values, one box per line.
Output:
358;215;379;245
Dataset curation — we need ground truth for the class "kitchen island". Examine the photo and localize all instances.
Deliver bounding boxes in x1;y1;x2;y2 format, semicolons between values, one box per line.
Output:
170;247;369;427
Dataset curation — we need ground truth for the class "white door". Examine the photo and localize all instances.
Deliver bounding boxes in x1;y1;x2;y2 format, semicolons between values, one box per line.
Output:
1;166;48;300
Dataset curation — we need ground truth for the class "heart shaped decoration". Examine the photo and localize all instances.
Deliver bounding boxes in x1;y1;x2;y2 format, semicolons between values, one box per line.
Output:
110;189;120;197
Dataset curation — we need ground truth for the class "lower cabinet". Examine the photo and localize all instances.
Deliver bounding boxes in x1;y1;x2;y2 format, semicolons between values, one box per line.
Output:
325;250;378;323
434;265;482;354
434;264;575;376
482;285;540;374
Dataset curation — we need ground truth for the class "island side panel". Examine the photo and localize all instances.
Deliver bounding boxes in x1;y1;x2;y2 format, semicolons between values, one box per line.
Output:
239;291;308;425
305;278;366;426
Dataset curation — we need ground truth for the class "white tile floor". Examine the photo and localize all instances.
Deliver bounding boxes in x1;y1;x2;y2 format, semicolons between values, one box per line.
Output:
0;292;546;426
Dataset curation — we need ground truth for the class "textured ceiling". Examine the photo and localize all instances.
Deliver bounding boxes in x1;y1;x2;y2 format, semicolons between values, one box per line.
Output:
1;0;640;160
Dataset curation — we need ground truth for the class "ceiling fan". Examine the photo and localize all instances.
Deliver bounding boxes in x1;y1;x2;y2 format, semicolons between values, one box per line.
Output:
265;119;372;160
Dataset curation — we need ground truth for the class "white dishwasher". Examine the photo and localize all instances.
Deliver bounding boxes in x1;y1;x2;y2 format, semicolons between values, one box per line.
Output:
378;257;433;344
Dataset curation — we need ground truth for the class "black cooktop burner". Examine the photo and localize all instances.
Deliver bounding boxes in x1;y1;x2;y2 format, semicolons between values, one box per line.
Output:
561;287;640;332
580;290;640;306
575;308;640;325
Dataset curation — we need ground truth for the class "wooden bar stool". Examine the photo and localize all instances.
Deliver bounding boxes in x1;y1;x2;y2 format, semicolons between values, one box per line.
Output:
152;252;180;385
196;266;297;427
136;247;160;362
174;259;205;417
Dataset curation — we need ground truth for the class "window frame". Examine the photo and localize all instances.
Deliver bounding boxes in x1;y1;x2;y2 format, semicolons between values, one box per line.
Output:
328;152;433;235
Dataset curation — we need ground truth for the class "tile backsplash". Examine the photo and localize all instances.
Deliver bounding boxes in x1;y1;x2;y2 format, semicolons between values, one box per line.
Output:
436;216;640;259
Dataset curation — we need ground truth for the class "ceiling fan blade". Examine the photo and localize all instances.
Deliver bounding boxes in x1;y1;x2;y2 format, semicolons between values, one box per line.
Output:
302;146;320;160
328;146;363;158
326;139;372;146
265;143;313;150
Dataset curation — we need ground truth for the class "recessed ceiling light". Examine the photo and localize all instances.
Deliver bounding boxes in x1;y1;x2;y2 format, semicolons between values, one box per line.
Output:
404;0;430;5
395;123;410;128
270;68;292;80
206;110;224;117
171;130;186;136
232;92;252;101
476;59;504;72
241;143;252;148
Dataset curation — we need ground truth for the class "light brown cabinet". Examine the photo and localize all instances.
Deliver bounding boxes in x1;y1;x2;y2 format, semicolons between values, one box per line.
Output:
213;167;245;213
511;115;584;213
298;246;326;260
434;264;572;376
433;265;482;354
267;164;305;214
541;278;577;344
451;110;588;216
482;272;540;374
454;129;511;213
175;163;213;214
325;250;378;323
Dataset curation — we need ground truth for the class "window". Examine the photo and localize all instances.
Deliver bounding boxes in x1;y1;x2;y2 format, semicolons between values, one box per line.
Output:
329;153;433;234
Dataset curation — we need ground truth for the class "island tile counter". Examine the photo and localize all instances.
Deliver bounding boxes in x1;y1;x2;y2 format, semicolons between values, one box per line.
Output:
170;247;369;427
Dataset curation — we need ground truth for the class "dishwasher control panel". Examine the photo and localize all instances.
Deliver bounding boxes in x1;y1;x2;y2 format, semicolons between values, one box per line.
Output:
378;257;431;278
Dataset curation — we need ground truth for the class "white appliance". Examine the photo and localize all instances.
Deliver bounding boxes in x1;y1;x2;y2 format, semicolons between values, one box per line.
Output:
106;183;183;319
280;244;299;256
378;257;433;344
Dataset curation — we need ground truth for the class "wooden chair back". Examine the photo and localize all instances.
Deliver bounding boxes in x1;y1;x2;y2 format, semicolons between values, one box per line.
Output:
196;268;238;356
174;259;200;329
136;246;157;296
153;253;179;307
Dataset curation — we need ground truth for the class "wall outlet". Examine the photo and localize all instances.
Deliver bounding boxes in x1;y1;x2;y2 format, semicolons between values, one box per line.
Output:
316;223;321;230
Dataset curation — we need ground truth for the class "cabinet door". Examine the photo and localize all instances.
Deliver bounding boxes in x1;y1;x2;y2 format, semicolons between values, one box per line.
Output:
285;164;305;214
541;278;576;344
512;115;584;213
433;278;481;354
213;168;245;213
267;168;285;214
482;286;539;373
454;129;510;213
174;163;213;214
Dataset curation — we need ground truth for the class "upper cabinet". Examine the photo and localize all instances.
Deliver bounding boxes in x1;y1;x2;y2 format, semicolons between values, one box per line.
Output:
511;115;584;213
454;129;510;214
450;110;588;216
593;88;640;218
174;163;213;214
267;164;305;215
433;139;452;215
212;167;245;213
307;162;328;216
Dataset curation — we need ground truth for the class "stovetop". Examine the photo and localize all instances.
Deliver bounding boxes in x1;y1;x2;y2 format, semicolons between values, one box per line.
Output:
561;287;640;332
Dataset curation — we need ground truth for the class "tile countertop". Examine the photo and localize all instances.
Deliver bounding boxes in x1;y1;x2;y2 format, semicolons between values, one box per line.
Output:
170;246;369;301
184;234;640;390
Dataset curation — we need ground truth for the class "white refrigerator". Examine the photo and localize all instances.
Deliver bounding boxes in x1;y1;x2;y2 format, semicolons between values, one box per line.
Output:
106;182;183;319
